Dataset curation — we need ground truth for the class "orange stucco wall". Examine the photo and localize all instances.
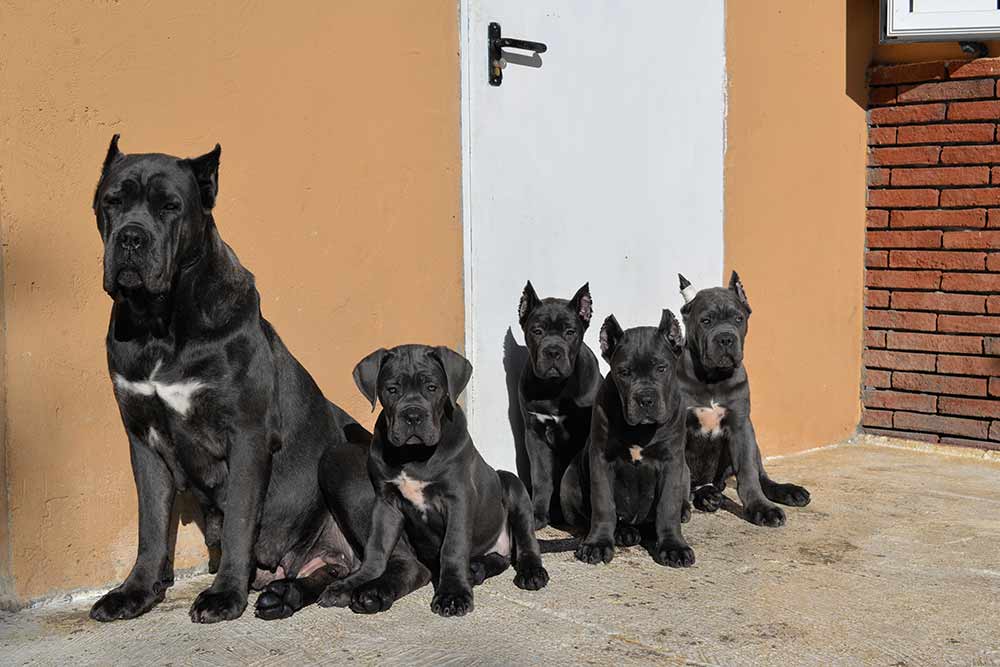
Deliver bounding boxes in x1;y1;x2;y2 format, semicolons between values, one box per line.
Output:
0;0;462;602
724;0;999;456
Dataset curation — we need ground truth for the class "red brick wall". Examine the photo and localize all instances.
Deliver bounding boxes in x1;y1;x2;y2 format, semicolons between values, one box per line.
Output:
865;59;1000;450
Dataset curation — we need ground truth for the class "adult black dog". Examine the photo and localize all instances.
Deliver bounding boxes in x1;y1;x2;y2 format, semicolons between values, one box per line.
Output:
561;311;694;568
320;345;549;617
88;136;427;623
676;272;811;527
518;282;602;529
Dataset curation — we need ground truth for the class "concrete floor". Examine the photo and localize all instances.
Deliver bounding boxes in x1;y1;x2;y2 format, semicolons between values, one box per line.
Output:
2;439;999;666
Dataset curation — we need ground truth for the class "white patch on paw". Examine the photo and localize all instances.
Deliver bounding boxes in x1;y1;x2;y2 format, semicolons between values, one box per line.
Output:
113;360;207;417
691;401;727;438
629;445;643;462
393;472;430;519
528;411;567;425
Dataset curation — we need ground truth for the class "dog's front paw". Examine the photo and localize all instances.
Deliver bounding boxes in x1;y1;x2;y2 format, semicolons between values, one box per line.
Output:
189;587;246;624
317;581;353;608
746;502;786;527
693;487;724;513
431;588;474;617
575;539;614;565
90;585;163;622
350;581;397;615
513;564;549;591
254;579;302;621
769;483;811;507
614;524;642;547
653;542;695;568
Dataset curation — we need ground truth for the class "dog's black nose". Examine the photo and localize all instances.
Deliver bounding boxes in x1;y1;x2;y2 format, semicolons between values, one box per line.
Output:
401;407;424;426
118;225;148;252
636;392;656;409
543;347;563;360
716;333;736;349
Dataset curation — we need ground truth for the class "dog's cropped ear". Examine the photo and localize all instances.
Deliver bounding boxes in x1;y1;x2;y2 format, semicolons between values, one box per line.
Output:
431;346;473;414
518;281;541;325
659;309;684;356
729;270;752;314
570;282;593;328
352;348;390;411
679;273;697;315
599;315;624;363
184;144;222;211
93;134;123;211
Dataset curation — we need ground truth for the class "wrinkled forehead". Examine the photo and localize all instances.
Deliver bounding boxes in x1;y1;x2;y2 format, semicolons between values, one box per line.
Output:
102;154;197;197
614;327;672;365
380;346;445;385
527;299;575;327
690;288;746;318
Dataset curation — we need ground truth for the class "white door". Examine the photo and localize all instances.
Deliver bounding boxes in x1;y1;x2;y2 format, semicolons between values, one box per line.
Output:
461;1;726;472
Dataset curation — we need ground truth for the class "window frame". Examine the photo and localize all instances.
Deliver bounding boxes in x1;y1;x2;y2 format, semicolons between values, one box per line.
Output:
882;0;1000;43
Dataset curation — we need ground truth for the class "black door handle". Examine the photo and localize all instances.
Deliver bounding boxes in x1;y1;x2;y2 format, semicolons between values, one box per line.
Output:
489;22;547;87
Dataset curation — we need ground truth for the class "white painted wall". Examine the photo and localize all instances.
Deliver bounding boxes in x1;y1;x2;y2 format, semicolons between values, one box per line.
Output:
461;1;726;473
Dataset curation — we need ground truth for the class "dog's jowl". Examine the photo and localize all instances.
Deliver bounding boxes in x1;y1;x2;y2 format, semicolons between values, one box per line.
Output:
560;311;695;568
518;281;602;529
320;345;548;617
89;136;428;624
677;271;811;526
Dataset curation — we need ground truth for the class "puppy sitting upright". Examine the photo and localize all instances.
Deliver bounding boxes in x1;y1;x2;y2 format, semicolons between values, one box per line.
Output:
677;272;811;527
320;345;548;617
518;282;602;529
561;311;694;568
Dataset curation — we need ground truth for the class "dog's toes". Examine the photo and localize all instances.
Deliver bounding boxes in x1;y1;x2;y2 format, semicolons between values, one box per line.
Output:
693;489;724;513
574;539;614;565
653;543;695;568
349;583;395;615
430;589;474;617
513;565;549;591
90;586;163;622
254;580;301;621
614;525;642;547
317;582;353;608
747;503;786;528
772;483;811;507
189;588;246;624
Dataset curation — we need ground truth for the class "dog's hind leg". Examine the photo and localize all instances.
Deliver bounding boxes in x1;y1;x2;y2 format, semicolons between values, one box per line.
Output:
470;553;511;586
499;470;549;591
255;568;336;621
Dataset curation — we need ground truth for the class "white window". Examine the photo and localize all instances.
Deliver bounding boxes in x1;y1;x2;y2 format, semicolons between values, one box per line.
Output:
883;0;1000;42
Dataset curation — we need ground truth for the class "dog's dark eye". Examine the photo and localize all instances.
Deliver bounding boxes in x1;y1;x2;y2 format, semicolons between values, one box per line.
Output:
564;329;576;337
532;328;544;336
735;315;744;324
426;384;438;392
617;368;631;377
104;195;122;207
386;386;398;395
162;201;181;212
657;365;667;373
700;317;711;326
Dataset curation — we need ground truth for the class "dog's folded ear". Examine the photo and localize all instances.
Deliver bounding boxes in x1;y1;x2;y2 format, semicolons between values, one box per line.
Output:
518;281;541;325
658;309;684;356
599;314;624;363
570;282;593;328
430;346;473;414
728;270;752;314
353;348;390;411
93;134;124;211
183;144;222;211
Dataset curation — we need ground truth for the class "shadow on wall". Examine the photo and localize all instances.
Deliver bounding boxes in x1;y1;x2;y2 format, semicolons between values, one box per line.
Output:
502;328;531;485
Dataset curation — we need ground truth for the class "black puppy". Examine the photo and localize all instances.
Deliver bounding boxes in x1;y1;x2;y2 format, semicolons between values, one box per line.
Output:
320;345;549;617
561;311;694;568
89;136;427;624
518;282;602;529
677;272;811;527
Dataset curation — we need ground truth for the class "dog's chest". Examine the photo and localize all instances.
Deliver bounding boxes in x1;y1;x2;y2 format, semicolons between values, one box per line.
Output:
687;401;728;438
114;359;208;418
392;472;434;520
611;452;659;524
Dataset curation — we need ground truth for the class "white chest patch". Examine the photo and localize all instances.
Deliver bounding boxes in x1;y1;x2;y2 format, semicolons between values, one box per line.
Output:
528;411;567;425
394;472;430;518
691;401;728;438
113;360;207;418
629;445;643;463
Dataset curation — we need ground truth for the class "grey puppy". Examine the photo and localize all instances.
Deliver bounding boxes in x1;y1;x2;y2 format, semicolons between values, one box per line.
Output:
677;272;810;527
